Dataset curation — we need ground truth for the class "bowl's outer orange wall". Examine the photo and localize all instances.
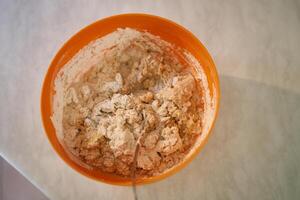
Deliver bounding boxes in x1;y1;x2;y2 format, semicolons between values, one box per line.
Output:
41;13;220;186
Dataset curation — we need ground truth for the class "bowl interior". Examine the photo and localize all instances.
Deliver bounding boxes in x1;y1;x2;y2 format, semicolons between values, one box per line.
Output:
41;13;220;185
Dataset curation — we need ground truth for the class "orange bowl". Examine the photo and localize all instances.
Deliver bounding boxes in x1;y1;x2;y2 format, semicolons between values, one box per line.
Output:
41;13;220;185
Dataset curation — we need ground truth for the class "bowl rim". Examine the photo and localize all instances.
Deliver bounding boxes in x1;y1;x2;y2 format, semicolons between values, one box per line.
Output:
40;13;220;186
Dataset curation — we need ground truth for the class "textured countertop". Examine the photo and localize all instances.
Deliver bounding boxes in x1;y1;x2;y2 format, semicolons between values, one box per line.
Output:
1;0;300;199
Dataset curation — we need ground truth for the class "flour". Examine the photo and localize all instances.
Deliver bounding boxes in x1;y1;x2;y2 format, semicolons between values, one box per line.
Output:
51;28;215;178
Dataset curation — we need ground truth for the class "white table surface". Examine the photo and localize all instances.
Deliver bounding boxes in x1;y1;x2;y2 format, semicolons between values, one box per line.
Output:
1;0;300;199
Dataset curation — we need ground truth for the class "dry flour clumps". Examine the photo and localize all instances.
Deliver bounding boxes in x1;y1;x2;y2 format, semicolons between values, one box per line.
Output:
52;28;209;177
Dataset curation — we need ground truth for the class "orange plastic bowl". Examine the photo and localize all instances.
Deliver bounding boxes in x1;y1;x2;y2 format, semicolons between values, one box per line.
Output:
41;13;220;185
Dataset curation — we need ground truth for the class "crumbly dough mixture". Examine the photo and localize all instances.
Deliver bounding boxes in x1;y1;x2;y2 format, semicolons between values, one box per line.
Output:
52;28;207;177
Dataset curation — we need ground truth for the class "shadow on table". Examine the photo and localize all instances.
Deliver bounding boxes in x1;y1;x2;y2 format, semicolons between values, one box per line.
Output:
138;75;300;200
